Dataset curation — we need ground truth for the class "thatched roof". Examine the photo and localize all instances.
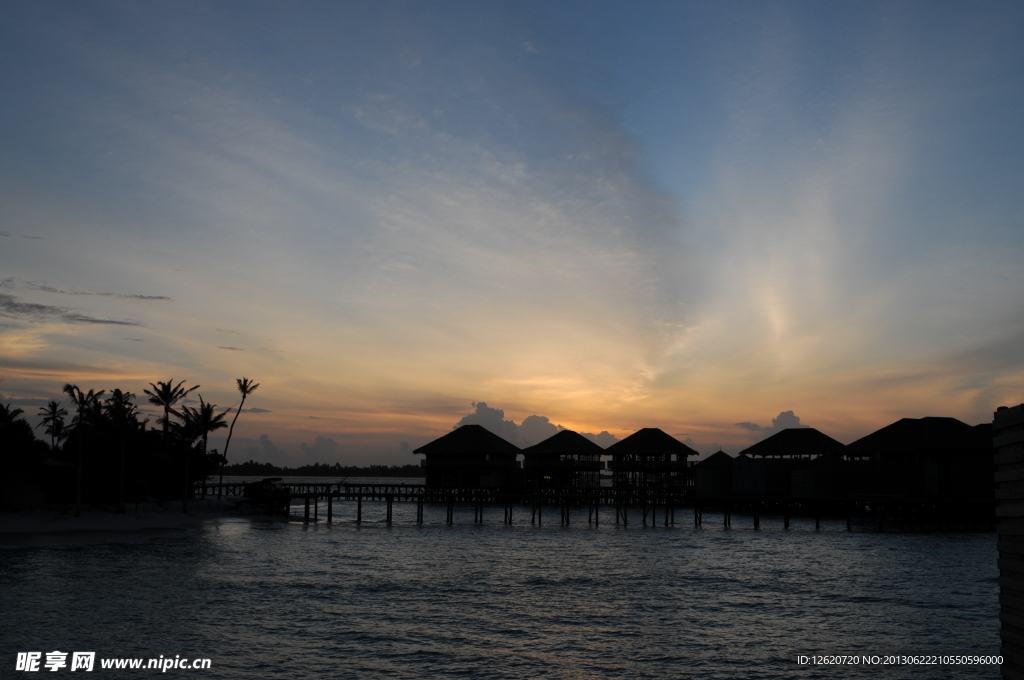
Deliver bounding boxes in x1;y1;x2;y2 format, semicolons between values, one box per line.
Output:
605;428;697;456
694;450;733;469
521;429;605;456
413;424;521;455
738;428;846;458
847;417;988;454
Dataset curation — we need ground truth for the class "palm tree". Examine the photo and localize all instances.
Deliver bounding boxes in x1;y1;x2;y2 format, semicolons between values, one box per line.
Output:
179;395;229;506
36;400;68;452
0;403;25;426
218;377;259;500
104;390;139;514
144;379;198;513
63;385;106;518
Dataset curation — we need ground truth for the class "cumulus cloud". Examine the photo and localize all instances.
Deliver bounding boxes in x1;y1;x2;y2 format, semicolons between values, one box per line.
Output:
518;415;561;447
454;402;575;447
580;431;619;448
244;433;280;459
301;435;339;459
452;402;621;447
735;410;808;441
454;402;523;445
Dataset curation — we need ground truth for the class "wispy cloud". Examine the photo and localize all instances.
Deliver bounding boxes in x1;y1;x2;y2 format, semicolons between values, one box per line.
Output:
0;293;141;326
0;278;171;300
1;3;1020;460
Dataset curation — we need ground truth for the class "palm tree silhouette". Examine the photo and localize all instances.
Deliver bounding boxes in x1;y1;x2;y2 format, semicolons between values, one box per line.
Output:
63;385;106;518
144;379;198;513
36;400;68;452
104;390;140;514
179;395;229;507
0;402;25;426
218;377;260;500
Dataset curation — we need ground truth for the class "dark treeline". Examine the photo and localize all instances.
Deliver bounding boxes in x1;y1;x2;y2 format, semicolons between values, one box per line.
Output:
0;377;261;514
223;461;425;477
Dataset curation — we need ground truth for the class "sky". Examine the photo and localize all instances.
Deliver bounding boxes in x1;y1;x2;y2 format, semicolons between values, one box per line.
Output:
2;1;1022;465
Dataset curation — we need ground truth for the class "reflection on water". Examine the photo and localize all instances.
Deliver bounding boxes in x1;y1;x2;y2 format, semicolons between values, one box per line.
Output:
1;505;998;679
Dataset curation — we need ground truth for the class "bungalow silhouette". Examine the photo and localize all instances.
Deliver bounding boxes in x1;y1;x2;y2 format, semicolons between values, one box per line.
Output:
693;450;733;500
414;424;521;488
521;430;605;489
734;428;847;498
846;416;993;499
605;428;695;489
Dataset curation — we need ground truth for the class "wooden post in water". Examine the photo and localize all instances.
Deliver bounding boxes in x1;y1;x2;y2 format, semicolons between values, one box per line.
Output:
304;495;310;523
357;494;362;524
417;494;424;524
314;492;318;522
386;495;393;525
327;493;332;523
784;504;790;529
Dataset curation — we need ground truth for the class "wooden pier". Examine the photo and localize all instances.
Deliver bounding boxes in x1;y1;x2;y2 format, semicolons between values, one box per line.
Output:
200;481;992;531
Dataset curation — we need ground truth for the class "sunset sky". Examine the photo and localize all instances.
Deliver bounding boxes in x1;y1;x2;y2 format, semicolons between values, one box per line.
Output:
2;1;1022;465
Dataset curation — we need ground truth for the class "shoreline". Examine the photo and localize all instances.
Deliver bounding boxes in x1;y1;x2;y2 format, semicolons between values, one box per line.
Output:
0;500;269;548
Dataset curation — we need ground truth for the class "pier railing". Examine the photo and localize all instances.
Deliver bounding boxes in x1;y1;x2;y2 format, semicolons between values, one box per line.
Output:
197;480;993;530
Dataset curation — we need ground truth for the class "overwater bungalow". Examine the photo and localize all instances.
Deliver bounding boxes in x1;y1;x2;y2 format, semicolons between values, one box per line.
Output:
693;450;733;500
414;424;522;488
738;428;847;460
846;416;993;499
521;430;605;489
734;428;849;499
605;428;696;489
790;453;849;500
995;404;1024;669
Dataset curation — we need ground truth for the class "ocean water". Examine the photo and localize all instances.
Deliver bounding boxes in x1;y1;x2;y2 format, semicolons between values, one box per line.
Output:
2;502;999;679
